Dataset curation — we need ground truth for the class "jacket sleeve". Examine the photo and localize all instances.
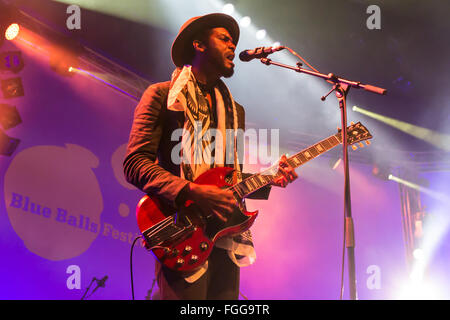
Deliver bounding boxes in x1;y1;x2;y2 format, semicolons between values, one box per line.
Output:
123;83;189;207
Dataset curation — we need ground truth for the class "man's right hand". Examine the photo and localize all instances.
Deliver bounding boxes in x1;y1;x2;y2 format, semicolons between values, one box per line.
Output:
186;183;236;222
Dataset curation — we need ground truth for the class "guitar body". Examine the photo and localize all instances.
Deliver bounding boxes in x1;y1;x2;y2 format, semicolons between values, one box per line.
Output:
136;166;258;272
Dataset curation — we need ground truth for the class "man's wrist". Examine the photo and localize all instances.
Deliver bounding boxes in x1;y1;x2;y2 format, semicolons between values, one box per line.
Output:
175;182;192;207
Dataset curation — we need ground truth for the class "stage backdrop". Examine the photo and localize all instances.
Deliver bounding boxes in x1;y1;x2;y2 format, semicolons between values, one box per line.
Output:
1;39;408;300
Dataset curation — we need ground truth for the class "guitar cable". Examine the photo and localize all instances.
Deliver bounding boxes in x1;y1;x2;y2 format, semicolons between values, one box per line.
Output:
130;235;142;300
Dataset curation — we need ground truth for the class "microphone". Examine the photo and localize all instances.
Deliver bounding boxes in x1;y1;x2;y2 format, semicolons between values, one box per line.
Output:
96;275;108;288
239;46;285;62
87;275;108;298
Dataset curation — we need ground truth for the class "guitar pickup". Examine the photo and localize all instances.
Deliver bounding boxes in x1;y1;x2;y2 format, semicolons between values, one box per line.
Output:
142;215;194;248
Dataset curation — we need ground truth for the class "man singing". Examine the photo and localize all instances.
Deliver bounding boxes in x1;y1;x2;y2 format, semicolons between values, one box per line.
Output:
124;13;297;300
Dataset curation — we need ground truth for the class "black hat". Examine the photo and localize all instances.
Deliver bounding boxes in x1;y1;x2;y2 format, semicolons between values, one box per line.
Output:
171;13;240;67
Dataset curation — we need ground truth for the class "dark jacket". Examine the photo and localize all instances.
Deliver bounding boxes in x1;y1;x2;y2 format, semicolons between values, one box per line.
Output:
123;81;270;208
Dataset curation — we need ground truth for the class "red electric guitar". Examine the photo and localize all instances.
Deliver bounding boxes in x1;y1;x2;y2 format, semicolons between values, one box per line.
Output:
136;122;372;272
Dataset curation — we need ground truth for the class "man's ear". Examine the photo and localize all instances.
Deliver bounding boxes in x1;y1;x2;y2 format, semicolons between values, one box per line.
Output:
193;40;206;53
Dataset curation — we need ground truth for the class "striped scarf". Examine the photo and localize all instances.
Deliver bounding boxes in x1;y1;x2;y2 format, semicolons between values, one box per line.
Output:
167;66;256;282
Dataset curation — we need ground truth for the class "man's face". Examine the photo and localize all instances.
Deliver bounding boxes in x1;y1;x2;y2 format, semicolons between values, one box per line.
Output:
203;27;236;78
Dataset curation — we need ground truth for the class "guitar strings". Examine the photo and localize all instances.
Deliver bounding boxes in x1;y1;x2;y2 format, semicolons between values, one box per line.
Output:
144;216;176;239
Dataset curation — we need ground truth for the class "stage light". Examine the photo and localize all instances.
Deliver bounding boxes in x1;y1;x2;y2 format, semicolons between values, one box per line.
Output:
222;3;235;15
256;29;267;40
5;23;19;40
240;16;251;28
413;248;424;260
388;175;450;203
0;129;20;156
0;104;22;130
66;67;140;101
0;2;20;43
50;54;78;76
352;105;450;151
396;279;444;300
49;37;82;77
1;77;24;99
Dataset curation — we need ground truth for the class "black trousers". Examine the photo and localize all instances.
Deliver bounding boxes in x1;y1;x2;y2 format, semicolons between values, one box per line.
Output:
155;247;240;300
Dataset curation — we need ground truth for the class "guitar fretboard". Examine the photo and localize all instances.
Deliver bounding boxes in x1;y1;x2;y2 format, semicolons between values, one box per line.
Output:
231;132;342;199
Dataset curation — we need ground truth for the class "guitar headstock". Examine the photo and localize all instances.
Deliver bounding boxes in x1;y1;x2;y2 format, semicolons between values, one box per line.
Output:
337;122;373;149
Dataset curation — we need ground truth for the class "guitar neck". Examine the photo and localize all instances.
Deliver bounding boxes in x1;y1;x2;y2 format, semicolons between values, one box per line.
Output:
231;132;342;199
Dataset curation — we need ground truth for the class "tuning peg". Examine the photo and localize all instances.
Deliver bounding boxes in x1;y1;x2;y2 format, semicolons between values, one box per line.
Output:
352;145;358;151
359;142;364;148
365;141;371;146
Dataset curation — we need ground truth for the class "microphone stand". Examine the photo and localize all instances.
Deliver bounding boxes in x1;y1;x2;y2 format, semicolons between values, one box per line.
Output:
81;276;107;300
259;57;386;300
81;277;96;300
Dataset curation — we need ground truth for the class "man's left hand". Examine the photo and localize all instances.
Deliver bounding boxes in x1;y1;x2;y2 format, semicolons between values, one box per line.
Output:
271;154;298;188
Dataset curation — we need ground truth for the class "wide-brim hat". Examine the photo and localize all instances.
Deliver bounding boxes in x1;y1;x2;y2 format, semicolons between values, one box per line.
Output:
171;13;240;67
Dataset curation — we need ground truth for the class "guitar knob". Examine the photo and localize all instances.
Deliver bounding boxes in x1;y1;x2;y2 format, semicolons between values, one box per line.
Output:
183;245;192;255
189;255;199;264
170;248;179;257
200;242;209;252
352;145;358;151
359;142;364;148
175;258;184;268
365;141;371;146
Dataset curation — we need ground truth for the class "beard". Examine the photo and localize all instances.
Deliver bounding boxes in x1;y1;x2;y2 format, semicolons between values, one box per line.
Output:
221;65;234;78
207;48;235;78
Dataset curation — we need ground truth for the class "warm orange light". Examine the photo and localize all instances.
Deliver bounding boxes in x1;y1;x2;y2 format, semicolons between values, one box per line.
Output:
5;23;20;40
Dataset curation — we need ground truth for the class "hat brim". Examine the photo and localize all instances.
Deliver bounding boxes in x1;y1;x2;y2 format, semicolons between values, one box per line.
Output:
171;13;240;67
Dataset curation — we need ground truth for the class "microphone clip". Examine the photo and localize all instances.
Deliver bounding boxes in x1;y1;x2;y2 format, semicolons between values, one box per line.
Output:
252;47;271;59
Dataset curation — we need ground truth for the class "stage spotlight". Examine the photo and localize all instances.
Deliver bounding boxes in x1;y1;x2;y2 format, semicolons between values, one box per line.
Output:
222;3;235;15
0;2;20;43
256;29;267;40
396;278;444;300
1;77;24;98
49;51;79;76
49;37;82;77
5;23;20;40
240;16;251;28
0;103;22;130
353;105;450;151
0;129;20;156
413;248;424;260
389;174;450;203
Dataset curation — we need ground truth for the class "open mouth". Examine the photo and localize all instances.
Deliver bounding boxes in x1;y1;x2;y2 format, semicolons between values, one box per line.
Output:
226;53;235;62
